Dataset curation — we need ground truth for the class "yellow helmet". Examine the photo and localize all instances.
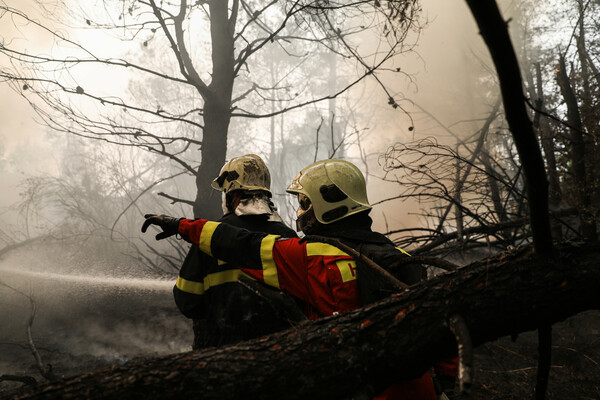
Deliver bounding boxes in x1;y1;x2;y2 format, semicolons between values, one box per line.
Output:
211;154;271;194
286;159;371;225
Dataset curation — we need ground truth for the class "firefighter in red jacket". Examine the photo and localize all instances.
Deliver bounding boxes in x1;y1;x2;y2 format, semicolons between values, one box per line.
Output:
142;159;451;399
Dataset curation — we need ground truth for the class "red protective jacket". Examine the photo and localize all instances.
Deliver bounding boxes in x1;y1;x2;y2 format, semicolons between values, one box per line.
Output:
179;218;362;318
178;218;437;400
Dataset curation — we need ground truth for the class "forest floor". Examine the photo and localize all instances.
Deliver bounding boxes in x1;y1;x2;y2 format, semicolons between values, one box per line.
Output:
1;241;599;399
0;244;192;397
470;310;600;400
2;310;598;399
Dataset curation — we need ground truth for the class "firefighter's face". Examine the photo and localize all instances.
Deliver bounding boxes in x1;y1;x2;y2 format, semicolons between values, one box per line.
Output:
296;193;316;233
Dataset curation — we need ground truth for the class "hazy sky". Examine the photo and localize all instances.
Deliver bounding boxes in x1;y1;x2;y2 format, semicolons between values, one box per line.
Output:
0;0;491;232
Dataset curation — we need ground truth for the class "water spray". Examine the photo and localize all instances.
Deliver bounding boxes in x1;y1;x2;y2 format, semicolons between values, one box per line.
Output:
0;267;173;292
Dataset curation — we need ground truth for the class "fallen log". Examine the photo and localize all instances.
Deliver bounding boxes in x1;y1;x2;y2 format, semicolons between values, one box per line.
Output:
8;241;600;400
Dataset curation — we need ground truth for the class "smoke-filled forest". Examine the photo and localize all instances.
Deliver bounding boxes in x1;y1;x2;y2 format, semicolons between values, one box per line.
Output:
0;0;599;399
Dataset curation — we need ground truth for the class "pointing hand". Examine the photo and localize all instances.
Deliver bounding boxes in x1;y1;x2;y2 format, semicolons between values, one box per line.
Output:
141;214;182;240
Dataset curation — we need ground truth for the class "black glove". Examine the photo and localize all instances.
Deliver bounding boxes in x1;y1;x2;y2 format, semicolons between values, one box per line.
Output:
141;214;182;240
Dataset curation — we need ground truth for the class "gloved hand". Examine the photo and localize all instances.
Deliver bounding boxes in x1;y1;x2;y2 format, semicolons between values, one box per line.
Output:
141;214;182;240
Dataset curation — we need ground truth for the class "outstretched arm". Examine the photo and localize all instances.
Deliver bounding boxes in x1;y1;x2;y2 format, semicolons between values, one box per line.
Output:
142;215;310;302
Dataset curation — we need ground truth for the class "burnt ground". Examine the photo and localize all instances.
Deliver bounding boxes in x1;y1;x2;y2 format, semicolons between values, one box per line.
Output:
2;310;598;399
0;246;192;396
470;310;600;400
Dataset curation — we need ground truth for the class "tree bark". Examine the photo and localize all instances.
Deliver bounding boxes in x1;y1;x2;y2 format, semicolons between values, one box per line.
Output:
454;153;464;244
576;0;591;107
9;241;600;400
533;63;562;221
481;147;510;240
556;55;597;241
464;0;552;258
193;0;236;220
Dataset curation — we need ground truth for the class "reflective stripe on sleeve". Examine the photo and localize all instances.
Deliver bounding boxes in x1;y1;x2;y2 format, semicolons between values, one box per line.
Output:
175;269;244;295
260;234;280;289
198;221;219;256
395;246;411;256
306;242;349;257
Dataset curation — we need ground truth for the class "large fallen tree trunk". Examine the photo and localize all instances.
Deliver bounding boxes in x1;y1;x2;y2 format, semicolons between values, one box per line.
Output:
9;241;600;400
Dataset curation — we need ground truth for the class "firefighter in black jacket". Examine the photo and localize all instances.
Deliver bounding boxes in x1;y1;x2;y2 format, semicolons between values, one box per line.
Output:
173;154;302;349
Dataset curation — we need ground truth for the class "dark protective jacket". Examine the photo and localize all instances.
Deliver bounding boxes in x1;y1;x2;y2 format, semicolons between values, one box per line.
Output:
176;213;438;399
302;212;426;296
173;211;301;348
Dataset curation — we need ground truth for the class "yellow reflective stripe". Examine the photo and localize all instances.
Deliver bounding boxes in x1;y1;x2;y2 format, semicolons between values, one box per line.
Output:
175;269;244;295
176;276;205;295
306;242;350;257
261;234;280;289
395;246;411;256
336;260;358;282
204;269;242;290
199;221;219;256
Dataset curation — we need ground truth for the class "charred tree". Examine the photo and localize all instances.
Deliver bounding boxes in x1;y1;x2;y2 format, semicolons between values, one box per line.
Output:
464;0;552;257
7;241;600;400
0;1;422;222
463;1;555;398
480;146;510;242
191;0;234;220
556;55;597;241
533;63;563;241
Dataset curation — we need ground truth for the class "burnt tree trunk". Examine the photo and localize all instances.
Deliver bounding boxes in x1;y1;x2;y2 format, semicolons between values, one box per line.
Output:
193;0;236;220
9;242;600;400
464;0;552;256
556;55;597;241
461;1;556;397
575;0;599;240
454;153;464;245
481;147;510;241
533;63;563;241
149;0;235;220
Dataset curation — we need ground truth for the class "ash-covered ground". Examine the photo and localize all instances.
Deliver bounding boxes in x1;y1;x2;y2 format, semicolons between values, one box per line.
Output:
0;245;191;395
472;310;600;400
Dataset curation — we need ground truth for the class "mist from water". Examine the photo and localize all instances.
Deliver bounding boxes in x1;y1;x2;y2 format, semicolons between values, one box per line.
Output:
0;246;191;388
0;266;173;292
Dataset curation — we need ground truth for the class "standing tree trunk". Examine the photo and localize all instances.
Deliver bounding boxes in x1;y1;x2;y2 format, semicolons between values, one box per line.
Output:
576;0;592;108
556;55;597;241
454;150;464;246
574;0;599;239
195;100;231;220
533;64;562;233
193;0;236;220
464;0;552;256
463;1;554;398
480;146;510;241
